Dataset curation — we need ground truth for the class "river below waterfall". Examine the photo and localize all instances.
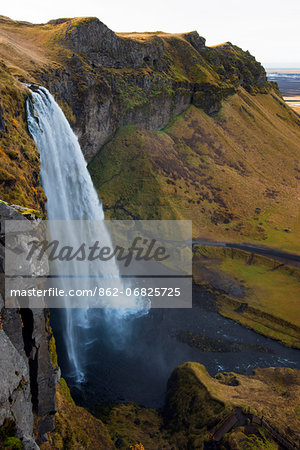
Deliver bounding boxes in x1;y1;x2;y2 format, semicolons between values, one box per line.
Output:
52;284;300;409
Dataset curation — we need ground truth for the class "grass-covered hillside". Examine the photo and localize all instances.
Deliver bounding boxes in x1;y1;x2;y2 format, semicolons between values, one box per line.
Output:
164;362;300;449
193;245;300;348
89;93;300;253
45;362;300;450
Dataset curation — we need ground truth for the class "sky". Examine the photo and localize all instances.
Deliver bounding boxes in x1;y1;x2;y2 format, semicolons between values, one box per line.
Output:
1;0;300;68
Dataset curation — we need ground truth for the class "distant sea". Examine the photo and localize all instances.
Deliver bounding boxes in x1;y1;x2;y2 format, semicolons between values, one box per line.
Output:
266;69;300;113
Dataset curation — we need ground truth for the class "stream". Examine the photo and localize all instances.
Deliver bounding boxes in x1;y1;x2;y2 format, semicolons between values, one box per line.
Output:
52;284;300;408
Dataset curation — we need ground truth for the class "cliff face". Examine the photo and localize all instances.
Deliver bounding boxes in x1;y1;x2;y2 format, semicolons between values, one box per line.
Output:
61;17;165;69
0;203;57;448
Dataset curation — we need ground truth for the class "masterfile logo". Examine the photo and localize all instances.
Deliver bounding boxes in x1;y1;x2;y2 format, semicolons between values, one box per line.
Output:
4;220;192;309
25;236;170;266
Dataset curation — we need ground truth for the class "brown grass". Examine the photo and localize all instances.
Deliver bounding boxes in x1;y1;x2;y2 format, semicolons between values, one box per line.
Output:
41;380;114;450
90;91;300;253
172;363;300;447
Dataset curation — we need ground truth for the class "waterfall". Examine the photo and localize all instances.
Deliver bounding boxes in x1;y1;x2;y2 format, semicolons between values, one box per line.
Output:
26;87;145;382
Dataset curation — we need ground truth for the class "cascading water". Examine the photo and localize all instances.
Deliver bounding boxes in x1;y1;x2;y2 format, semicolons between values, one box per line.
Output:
26;86;145;383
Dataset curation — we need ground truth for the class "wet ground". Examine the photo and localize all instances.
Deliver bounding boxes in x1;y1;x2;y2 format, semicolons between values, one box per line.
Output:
52;285;300;408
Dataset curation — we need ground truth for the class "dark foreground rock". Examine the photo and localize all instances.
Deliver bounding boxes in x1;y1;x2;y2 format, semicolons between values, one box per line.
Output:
0;203;57;447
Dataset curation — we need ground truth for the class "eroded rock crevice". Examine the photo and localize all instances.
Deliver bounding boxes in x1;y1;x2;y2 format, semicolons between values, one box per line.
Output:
0;203;57;447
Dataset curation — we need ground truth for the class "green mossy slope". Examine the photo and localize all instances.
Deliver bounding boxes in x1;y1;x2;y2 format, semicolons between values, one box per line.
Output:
193;245;300;347
41;379;114;450
89;90;300;253
164;363;300;449
0;63;45;208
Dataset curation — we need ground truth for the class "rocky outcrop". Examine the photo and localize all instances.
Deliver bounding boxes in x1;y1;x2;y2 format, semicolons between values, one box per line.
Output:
182;31;206;52
0;308;33;438
0;203;57;447
62;17;165;69
41;55;191;159
164;363;300;449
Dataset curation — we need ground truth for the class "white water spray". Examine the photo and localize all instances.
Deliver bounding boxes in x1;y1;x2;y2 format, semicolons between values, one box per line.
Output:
26;87;146;382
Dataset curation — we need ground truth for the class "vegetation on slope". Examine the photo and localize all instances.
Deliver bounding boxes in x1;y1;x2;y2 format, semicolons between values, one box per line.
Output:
0;16;299;449
0;15;271;158
0;63;45;208
93;402;174;449
89;91;300;253
42;363;300;450
0;420;23;449
41;379;114;450
164;362;300;449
